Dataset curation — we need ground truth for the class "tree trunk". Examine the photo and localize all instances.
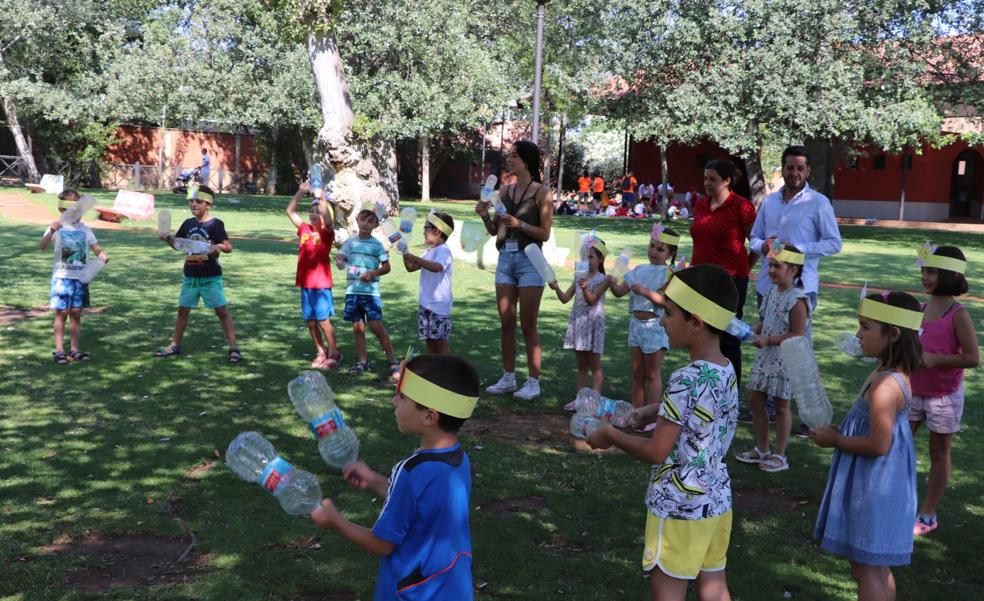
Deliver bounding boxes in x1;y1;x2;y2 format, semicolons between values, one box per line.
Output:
419;134;430;201
0;85;40;182
659;143;669;216
555;114;567;202
266;127;278;195
542;115;553;191
745;143;767;208
307;29;398;238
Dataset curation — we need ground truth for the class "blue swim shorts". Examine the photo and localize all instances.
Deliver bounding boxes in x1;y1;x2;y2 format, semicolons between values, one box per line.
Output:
301;288;336;321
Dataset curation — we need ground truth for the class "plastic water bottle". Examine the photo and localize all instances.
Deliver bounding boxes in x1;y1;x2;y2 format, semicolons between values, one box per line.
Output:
725;318;756;342
524;244;557;284
575;389;634;428
59;195;96;225
377;219;408;254
399;207;417;234
780;336;833;428
609;252;631;283
570;413;602;439
493;194;506;216
173;237;210;254
310;164;324;198
288;370;360;470
157;210;171;237
77;258;105;284
834;332;877;363
226;431;323;516
480;175;497;205
460;221;486;252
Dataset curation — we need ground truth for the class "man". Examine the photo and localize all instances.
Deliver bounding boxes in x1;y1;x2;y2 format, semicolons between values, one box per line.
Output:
199;148;211;187
748;145;842;434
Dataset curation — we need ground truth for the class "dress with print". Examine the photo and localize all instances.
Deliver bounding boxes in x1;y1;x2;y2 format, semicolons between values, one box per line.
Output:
646;360;739;520
747;285;811;399
562;271;607;354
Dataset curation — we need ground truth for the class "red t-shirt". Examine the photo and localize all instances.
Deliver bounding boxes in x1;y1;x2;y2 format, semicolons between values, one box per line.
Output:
296;222;335;288
690;191;756;278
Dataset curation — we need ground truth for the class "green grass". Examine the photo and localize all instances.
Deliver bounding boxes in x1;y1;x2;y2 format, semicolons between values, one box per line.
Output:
1;190;982;600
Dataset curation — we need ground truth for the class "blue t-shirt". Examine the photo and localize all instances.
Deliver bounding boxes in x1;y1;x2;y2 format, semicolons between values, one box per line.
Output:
372;444;473;601
340;235;389;297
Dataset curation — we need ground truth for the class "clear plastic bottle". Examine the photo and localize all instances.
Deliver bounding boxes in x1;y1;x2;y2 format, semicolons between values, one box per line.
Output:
725;318;756;342
834;332;876;362
173;238;210;254
575;389;634;428
157;210;171;237
59;195;96;225
377;219;408;254
399;207;417;234
480;175;498;205
226;431;323;516
77;258;105;284
609;252;631;283
523;244;557;284
288;370;360;470
310;164;324;198
780;336;833;428
570;413;602;439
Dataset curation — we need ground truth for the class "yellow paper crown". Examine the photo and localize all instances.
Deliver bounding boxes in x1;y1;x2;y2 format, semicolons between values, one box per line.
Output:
398;368;478;419
426;213;453;236
58;199;77;210
766;241;805;265
858;298;923;331
917;244;966;274
187;184;213;205
664;275;735;330
652;224;680;246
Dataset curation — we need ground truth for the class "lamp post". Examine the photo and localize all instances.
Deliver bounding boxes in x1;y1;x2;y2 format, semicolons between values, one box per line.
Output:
531;0;547;145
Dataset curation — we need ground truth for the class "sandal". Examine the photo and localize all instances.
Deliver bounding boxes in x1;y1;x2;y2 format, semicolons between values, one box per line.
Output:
68;349;90;362
154;344;182;358
348;360;371;376
228;349;242;363
735;447;770;464
324;353;343;369
760;454;789;473
52;351;70;365
311;354;328;368
387;360;402;384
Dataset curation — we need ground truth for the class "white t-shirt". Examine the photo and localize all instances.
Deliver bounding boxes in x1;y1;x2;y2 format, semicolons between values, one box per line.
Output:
46;222;97;280
639;183;655;198
419;244;453;316
633;202;646;215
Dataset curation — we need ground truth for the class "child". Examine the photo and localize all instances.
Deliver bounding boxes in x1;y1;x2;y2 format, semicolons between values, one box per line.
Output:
39;190;109;364
735;243;810;473
910;245;979;535
310;354;479;600
287;181;341;369
609;225;678;411
811;291;922;600
156;185;240;362
336;208;399;381
403;212;455;355
550;237;609;407
588;264;740;601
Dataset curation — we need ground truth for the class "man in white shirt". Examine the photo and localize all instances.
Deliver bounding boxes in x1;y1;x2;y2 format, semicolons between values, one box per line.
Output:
199;148;211;187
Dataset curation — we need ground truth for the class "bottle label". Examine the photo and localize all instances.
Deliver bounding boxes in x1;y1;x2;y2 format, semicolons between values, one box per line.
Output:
387;231;402;244
309;408;346;439
597;397;616;419
258;456;295;495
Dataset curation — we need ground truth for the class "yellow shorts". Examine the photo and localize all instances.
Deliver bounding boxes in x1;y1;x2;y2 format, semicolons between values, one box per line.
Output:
642;511;732;580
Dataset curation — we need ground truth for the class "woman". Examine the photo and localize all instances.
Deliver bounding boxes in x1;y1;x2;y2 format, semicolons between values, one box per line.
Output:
476;140;553;401
690;159;756;388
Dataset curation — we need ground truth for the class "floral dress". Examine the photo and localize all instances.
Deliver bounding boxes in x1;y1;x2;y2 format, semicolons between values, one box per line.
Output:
562;271;606;354
747;285;811;399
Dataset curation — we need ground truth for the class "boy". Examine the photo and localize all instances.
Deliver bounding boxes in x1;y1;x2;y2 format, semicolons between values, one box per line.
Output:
588;264;739;601
336;208;398;380
310;354;479;600
287;181;341;369
156;185;240;362
403;212;454;355
39;190;109;364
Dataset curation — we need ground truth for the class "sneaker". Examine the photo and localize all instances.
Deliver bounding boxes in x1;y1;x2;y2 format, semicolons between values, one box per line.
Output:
514;379;541;401
793;423;811;438
913;514;938;536
486;372;518;394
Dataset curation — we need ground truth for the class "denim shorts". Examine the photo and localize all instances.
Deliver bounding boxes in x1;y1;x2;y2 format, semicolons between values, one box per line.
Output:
178;276;227;309
50;277;90;311
628;316;669;354
495;241;545;288
343;294;383;323
301;288;336;321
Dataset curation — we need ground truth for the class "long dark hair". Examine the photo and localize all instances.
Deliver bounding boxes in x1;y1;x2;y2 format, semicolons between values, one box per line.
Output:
705;159;741;190
865;291;923;374
513;140;542;183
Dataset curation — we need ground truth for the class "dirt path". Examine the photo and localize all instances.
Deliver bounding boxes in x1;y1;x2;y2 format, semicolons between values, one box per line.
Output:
0;190;126;230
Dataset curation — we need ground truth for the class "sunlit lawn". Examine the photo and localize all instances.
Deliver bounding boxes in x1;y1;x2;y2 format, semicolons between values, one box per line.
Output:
1;189;981;600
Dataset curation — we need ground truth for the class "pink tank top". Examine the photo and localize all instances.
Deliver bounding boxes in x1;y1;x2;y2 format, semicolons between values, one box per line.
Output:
910;302;965;397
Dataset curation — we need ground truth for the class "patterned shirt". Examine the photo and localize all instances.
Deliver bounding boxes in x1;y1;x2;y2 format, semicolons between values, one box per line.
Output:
340;235;389;297
647;360;739;520
690;191;756;277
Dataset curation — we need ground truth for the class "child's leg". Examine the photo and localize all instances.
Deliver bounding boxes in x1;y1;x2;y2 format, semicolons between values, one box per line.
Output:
214;306;238;349
367;320;395;361
850;561;893;601
574;350;590;390
307;320;327;357
644;349;665;407
649;568;689;601
921;431;954;517
426;339;450;354
352;320;368;364
695;571;731;601
68;308;82;350
53;310;68;353
588;351;603;392
172;307;192;346
773;398;792;457
749;390;771;453
317;319;339;358
630;347;645;407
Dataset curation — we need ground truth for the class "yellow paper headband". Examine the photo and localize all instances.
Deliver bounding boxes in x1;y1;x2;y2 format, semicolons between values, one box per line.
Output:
58;200;77;210
426;213;453;236
187;185;213;205
657;232;681;246
922;254;966;274
858;298;923;331
399;368;478;419
664;275;735;330
772;249;805;265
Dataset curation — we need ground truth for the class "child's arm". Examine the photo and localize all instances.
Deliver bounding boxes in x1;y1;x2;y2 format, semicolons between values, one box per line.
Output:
581;277;609;305
210;239;233;254
810;374;899;456
923;309;980;369
548;280;576;303
630;283;664;306
359;260;391;281
90;242;109;264
587;417;681;464
343;460;391;497
607;276;630;297
39;222;61;250
409;255;444;273
285;182;309;228
402;253;421;272
309;499;395;556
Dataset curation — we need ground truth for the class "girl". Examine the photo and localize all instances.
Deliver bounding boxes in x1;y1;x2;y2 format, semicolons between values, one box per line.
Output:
608;225;679;411
550;237;609;406
910;245;979;535
735;243;810;473
403;212;456;355
811;291;922;601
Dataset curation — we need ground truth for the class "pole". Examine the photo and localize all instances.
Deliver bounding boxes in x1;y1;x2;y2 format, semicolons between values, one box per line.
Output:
898;145;909;221
531;1;546;145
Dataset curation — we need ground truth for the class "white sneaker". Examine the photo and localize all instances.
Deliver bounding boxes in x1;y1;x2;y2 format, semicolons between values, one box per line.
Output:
514;379;541;401
486;372;518;394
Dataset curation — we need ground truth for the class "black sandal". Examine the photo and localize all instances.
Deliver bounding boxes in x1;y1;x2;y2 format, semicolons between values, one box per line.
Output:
154;344;182;357
348;360;370;376
52;351;69;365
228;348;242;363
68;349;90;362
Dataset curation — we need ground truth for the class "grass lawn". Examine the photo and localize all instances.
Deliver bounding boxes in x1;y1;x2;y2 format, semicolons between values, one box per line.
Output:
1;190;982;600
